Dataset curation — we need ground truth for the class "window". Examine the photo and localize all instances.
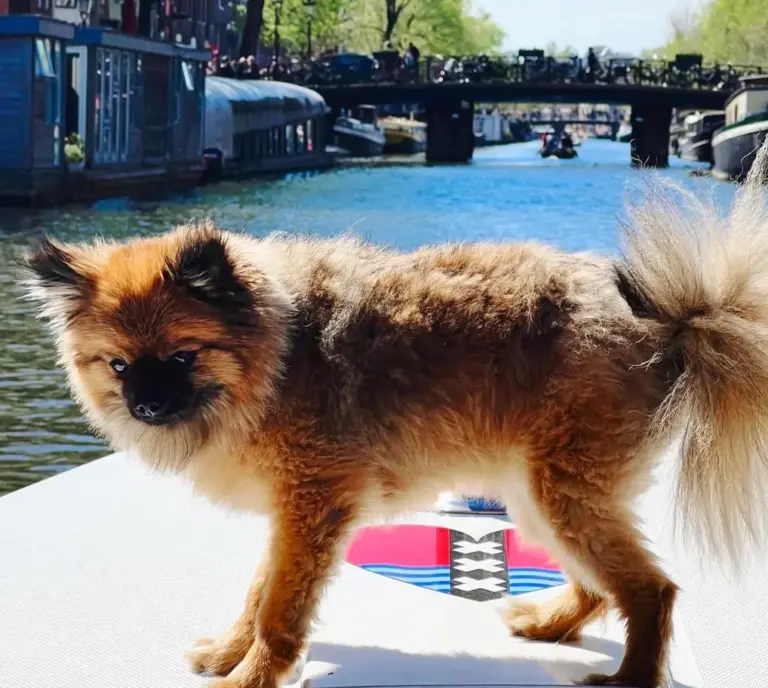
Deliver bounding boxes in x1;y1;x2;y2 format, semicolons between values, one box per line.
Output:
181;60;195;91
35;39;55;79
285;124;294;154
296;123;305;152
35;38;62;162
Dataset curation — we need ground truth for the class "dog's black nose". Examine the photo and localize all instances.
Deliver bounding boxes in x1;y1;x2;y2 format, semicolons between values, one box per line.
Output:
132;400;171;424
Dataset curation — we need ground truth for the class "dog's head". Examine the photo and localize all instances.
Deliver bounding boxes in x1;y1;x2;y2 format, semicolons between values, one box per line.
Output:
23;224;290;471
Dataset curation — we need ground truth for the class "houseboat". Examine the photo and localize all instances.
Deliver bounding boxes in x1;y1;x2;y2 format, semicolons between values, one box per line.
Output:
333;105;385;157
380;115;426;154
712;74;768;182
203;77;333;178
678;110;725;164
0;15;209;206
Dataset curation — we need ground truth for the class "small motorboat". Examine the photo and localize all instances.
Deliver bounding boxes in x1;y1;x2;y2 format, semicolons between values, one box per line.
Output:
539;131;578;159
540;145;578;159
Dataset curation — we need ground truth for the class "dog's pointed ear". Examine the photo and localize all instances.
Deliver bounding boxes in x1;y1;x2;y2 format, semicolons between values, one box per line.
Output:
168;231;254;316
23;237;93;321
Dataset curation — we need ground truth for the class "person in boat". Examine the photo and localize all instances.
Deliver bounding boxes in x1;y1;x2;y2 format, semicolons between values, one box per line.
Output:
561;131;574;150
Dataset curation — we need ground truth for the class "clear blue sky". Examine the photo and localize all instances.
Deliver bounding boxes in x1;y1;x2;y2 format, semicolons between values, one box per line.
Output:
472;0;704;56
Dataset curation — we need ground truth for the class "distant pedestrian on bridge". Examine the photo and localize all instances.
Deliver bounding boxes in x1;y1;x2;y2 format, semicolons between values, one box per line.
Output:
586;47;600;83
406;42;421;83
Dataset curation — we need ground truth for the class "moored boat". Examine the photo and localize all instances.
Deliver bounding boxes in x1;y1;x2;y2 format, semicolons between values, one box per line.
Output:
380;116;426;154
678;110;724;164
712;74;768;181
333;105;386;157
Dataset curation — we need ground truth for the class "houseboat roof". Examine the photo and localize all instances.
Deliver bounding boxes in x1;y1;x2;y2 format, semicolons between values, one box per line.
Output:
73;26;210;61
0;14;75;39
207;77;328;120
0;443;766;687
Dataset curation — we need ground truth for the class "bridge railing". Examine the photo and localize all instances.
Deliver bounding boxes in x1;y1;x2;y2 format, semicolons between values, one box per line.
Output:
220;54;763;94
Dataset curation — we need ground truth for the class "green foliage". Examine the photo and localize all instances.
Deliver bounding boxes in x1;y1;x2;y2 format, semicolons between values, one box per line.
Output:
64;133;84;164
653;0;768;65
257;0;504;56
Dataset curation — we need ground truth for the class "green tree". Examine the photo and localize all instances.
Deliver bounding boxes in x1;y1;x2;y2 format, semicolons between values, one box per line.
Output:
259;0;363;55
258;0;505;56
652;0;768;65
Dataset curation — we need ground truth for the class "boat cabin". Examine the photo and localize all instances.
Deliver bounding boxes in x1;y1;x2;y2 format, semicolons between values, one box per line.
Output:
724;74;768;126
204;77;331;176
0;16;75;202
0;15;210;204
682;110;725;136
67;27;209;171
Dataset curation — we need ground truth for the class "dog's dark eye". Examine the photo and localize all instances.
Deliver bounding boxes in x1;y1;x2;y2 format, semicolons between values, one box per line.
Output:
171;350;197;366
110;358;128;374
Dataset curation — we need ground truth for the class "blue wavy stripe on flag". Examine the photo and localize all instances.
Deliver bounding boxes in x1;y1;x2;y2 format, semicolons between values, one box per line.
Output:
509;568;566;594
360;565;451;591
362;565;450;576
509;568;565;581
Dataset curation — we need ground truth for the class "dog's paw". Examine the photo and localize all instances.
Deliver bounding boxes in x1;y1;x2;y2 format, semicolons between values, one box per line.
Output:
207;679;238;688
503;600;579;643
578;672;648;687
187;631;253;676
205;663;277;688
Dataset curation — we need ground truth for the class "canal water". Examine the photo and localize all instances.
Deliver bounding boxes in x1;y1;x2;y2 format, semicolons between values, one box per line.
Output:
0;140;735;495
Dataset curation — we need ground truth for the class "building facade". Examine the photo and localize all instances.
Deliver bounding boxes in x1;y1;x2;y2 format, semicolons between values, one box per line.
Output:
0;0;233;51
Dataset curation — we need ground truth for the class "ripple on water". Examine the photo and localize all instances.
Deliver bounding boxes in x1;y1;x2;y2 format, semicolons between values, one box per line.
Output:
0;141;735;494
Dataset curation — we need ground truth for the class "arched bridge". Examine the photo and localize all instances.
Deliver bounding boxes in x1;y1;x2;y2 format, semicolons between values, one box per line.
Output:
294;54;759;166
314;81;727;167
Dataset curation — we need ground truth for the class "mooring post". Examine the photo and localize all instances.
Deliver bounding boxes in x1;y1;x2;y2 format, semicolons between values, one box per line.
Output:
426;100;475;164
630;103;672;168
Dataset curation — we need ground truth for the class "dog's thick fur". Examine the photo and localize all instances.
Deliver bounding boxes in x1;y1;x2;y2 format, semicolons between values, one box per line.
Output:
23;145;768;688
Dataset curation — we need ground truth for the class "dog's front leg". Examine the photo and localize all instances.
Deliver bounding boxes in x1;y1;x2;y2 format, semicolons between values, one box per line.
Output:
188;559;268;676
207;483;359;688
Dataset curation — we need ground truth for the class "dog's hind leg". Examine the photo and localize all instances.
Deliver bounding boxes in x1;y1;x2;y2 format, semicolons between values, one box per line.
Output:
502;463;677;688
504;582;607;643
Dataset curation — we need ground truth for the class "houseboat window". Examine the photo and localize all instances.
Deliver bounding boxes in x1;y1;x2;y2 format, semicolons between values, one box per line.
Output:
34;38;62;162
121;52;132;162
285;125;294;154
34;38;55;79
306;119;313;152
181;61;196;92
94;48;133;165
51;39;62;163
296;123;305;152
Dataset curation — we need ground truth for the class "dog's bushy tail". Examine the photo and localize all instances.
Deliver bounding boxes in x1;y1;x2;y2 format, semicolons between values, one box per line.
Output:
618;140;768;569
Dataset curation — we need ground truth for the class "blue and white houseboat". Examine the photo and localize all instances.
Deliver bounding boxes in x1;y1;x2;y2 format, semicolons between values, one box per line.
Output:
0;15;208;205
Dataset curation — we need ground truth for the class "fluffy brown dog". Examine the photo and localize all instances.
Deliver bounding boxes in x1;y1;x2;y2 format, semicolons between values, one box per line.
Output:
23;150;768;688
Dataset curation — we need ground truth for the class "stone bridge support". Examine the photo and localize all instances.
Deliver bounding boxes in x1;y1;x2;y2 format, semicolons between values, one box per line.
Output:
426;100;475;164
630;104;672;168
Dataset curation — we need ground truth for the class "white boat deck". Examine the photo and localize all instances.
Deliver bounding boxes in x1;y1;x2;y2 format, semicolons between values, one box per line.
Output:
0;447;766;687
